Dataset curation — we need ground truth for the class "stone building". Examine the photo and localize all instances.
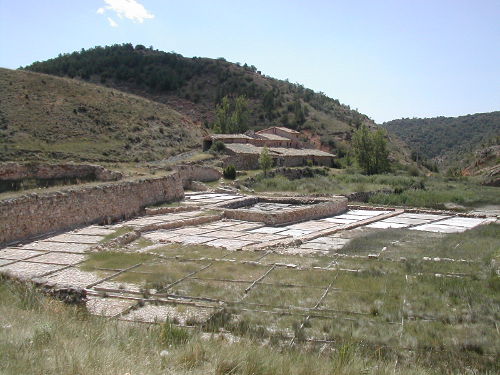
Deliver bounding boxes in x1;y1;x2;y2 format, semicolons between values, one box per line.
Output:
203;126;335;170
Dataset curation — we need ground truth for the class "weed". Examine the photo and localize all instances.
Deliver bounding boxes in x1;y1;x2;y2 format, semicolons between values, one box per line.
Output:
160;320;190;347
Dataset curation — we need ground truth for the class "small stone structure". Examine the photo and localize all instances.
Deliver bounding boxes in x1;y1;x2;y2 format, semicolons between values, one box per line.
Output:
214;196;347;225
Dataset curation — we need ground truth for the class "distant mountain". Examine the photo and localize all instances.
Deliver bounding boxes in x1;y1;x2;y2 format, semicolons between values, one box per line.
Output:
383;112;500;169
0;68;203;162
23;43;412;161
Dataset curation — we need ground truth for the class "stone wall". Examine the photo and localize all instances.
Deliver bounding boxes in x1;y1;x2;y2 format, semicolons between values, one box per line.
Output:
223;154;260;170
0;162;122;182
0;174;184;245
175;165;222;188
218;196;347;225
223;154;333;170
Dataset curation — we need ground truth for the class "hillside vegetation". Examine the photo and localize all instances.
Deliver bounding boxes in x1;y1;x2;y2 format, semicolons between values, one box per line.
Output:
0;68;204;162
383;112;500;169
23;43;392;156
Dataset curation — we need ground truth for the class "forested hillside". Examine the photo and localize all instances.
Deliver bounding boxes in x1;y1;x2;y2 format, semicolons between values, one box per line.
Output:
383;112;500;168
23;44;380;154
0;68;203;162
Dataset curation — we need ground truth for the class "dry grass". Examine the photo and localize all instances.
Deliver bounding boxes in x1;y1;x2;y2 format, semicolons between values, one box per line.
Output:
0;68;203;162
0;277;443;375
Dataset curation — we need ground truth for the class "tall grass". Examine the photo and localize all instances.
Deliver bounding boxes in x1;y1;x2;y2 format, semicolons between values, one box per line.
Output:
248;169;500;209
0;277;446;375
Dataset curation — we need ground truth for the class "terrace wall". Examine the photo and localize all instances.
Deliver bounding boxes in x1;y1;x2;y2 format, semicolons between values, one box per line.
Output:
0;164;223;245
0;162;122;182
0;174;185;245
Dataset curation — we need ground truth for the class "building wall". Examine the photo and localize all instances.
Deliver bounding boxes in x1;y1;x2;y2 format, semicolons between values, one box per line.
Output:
260;128;300;141
224;153;334;169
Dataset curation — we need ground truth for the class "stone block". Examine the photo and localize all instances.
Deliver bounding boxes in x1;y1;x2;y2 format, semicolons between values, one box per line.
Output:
86;297;136;317
31;252;86;265
123;303;214;325
0;261;64;279
43;268;110;288
21;241;92;253
205;239;257;250
0;248;45;260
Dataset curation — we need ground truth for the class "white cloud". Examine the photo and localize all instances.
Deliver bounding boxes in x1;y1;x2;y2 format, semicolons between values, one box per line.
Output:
97;0;154;23
107;17;118;27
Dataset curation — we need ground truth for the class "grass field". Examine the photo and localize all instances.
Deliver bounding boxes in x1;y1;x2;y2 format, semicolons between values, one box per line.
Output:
39;223;498;374
247;169;500;209
1;276;451;375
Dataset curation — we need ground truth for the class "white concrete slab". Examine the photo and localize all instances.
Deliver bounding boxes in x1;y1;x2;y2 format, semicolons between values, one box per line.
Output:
323;218;357;224
398;213;450;220
278;229;312;237
142;231;181;242
381;216;430;225
73;226;116;236
179;236;217;245
43;268;106;288
0;248;45;260
30;252;86;265
434;217;493;228
366;222;409;229
86;297;136;317
45;234;104;244
21;242;92;253
205;239;257;251
334;214;370;221
410;224;468;233
208;230;248;239
249;226;289;234
348;210;390;216
0;262;64;279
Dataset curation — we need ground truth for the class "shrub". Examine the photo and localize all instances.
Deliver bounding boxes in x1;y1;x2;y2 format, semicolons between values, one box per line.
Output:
223;165;236;180
210;141;226;153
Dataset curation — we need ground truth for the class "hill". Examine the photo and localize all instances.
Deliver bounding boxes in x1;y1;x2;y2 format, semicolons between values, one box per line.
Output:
0;68;204;162
22;43;393;157
383;112;500;169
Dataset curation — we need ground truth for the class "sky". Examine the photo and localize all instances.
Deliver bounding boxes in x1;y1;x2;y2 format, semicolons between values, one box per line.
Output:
0;0;498;123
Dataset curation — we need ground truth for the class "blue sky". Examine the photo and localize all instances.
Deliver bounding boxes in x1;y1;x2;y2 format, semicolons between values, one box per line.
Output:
0;0;498;123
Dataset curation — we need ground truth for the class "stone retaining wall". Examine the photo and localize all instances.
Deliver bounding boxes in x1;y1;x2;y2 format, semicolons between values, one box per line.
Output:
0;162;122;182
175;165;221;188
0;174;184;245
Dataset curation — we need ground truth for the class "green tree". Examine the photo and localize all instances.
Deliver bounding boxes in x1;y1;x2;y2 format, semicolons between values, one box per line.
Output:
231;95;249;133
212;95;248;133
262;89;275;118
352;124;374;174
352;125;390;174
259;146;273;176
212;96;232;133
372;129;390;173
